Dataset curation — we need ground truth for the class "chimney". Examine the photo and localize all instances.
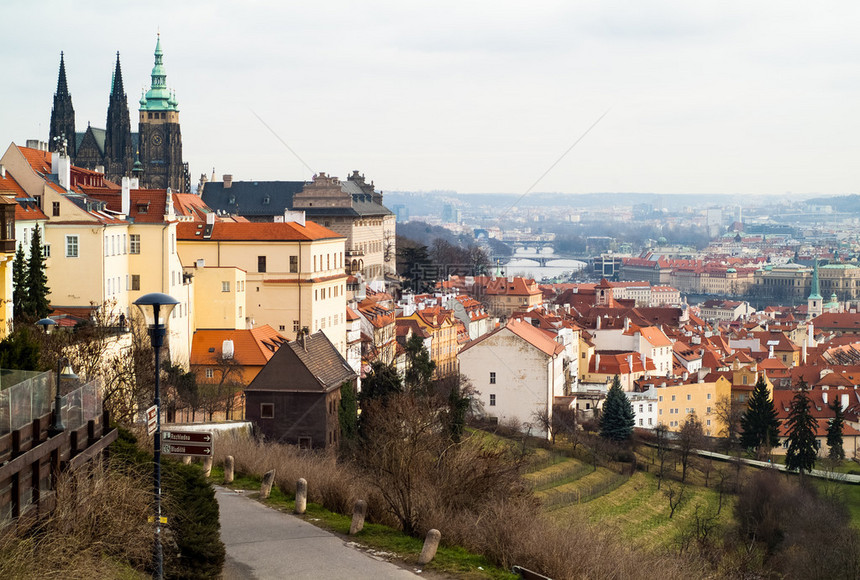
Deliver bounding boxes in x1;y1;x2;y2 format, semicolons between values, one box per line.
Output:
222;339;234;359
595;353;601;372
206;212;216;225
284;210;306;227
564;304;570;314
822;392;828;404
52;151;71;190
627;354;633;372
121;177;131;215
0;164;5;178
842;393;850;410
223;174;233;188
623;317;629;332
682;371;689;381
165;188;175;219
596;316;601;330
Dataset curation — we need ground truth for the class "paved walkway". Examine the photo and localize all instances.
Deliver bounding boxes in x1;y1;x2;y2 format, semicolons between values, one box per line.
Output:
216;486;421;579
695;449;860;483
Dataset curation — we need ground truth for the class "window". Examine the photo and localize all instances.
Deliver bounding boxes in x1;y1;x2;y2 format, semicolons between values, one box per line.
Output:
648;403;652;412
326;254;330;269
261;403;274;419
489;394;496;406
293;320;300;333
707;393;711;400
639;404;643;413
671;395;676;401
130;234;140;254
65;235;78;258
707;406;712;414
52;202;60;217
648;418;653;426
205;368;214;379
298;437;312;449
222;281;230;292
488;372;496;384
123;234;127;253
44;244;50;258
279;325;285;331
687;394;691;401
290;256;298;273
131;274;140;291
258;256;266;273
639;419;643;426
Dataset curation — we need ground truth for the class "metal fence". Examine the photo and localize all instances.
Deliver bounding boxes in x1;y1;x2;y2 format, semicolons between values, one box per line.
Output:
0;371;102;436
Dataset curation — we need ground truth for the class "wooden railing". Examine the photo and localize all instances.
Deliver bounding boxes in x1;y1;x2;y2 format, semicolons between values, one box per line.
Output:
0;409;117;527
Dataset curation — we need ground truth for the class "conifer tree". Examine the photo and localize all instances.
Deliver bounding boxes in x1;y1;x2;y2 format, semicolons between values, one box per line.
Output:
404;333;435;395
739;374;781;455
12;243;27;321
785;379;818;474
827;398;845;462
600;375;635;441
25;225;51;319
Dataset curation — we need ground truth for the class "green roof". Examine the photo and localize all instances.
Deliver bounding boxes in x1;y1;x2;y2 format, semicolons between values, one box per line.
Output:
140;34;178;113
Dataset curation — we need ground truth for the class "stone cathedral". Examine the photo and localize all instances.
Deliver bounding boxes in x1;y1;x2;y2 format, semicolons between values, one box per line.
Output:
48;35;189;192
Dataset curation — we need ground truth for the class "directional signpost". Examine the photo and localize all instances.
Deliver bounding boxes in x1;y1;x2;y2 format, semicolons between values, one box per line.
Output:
146;405;158;436
161;431;214;457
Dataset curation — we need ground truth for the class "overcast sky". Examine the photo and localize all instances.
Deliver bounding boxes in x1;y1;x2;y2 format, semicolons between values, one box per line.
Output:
3;1;860;197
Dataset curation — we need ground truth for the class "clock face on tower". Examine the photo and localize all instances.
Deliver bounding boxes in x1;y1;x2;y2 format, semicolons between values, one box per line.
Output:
151;132;164;147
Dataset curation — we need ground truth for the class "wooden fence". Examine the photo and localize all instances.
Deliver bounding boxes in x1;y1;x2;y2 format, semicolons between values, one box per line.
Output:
0;407;117;528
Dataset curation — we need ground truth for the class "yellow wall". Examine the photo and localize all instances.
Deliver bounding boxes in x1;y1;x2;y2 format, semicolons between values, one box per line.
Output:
178;235;347;354
656;377;732;436
191;266;246;330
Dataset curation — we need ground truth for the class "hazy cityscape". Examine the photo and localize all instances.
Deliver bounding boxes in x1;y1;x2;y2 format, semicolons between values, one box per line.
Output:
4;3;860;580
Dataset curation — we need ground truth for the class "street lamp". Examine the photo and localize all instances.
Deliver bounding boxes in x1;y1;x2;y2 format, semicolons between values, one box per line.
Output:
36;317;57;333
133;292;179;580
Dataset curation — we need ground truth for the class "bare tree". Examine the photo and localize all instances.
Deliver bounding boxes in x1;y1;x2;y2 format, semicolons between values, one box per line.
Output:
664;481;687;519
654;423;671;490
531;408;556;444
714;394;743;449
677;414;704;483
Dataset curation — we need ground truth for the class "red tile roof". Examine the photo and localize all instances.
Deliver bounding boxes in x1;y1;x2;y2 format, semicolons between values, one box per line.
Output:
191;325;288;367
177;220;343;241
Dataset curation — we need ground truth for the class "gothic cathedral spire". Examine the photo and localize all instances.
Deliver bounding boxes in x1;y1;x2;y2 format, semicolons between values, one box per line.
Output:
105;52;134;183
49;52;76;159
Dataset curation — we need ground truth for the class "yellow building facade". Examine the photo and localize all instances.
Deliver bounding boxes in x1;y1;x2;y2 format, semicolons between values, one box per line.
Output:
656;377;732;436
177;219;348;354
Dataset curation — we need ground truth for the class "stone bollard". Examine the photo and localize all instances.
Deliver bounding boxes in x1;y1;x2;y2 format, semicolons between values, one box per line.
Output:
418;529;441;566
202;457;213;477
260;470;276;499
224;455;235;484
182;456;192;465
295;478;308;514
349;499;367;535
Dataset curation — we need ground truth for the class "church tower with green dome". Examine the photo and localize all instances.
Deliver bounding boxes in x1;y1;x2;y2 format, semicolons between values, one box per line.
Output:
138;34;188;191
808;259;823;319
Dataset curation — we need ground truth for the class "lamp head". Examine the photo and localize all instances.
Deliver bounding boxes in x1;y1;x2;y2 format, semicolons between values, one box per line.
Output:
36;318;58;333
133;292;180;328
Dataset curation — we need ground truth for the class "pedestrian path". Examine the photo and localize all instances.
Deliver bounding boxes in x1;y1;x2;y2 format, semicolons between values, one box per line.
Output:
216;486;420;579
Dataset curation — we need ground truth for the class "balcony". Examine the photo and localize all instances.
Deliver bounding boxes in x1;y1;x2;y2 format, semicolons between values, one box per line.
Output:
345;248;365;257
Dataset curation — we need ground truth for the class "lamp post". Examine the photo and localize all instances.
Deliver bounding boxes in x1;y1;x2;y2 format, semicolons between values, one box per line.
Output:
133;292;179;580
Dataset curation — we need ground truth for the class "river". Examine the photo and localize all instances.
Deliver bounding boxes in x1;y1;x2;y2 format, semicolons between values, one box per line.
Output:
498;249;587;282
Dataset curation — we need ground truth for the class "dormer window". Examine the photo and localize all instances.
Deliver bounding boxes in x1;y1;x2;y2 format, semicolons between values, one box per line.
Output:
137;202;149;214
263;196;270;205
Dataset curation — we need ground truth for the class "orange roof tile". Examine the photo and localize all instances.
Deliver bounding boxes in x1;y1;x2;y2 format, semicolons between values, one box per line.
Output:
191;325;288;367
177;220;343;242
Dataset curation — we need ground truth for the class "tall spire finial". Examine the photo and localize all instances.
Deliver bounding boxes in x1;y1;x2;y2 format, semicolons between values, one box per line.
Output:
56;51;69;97
111;51;125;97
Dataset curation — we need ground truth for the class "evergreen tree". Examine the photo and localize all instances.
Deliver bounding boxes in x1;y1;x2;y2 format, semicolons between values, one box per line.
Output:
739;374;781;455
785;379;818;474
339;380;359;452
12;243;27;321
404;333;435;394
599;375;635;441
25;225;51;319
827;398;845;462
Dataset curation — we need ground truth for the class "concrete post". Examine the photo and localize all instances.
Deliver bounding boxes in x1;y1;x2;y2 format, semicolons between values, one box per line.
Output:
295;478;307;514
260;470;276;499
418;529;441;565
202;457;213;477
182;456;191;465
224;455;234;484
349;499;367;535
